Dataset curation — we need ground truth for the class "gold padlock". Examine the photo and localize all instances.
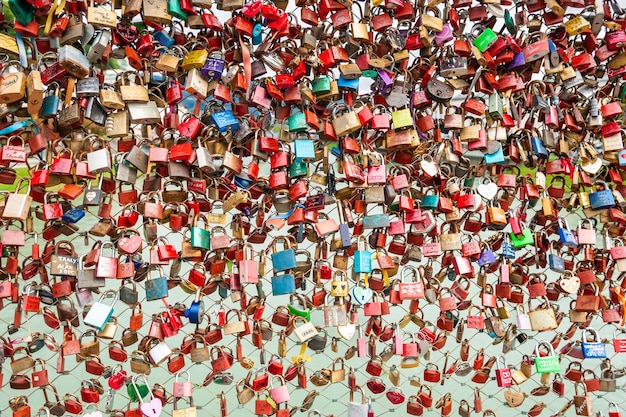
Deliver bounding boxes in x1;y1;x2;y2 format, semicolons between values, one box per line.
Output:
391;107;412;130
564;15;590;36
87;0;118;28
331;104;361;137
143;0;172;23
97;317;118;339
0;62;26;104
182;50;209;71
118;71;149;103
421;6;444;32
58;100;82;127
155;50;182;73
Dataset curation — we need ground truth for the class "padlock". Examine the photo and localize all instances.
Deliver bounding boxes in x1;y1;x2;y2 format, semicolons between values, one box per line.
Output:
534;341;560;374
84;290;117;330
581;328;606;359
495;356;512;387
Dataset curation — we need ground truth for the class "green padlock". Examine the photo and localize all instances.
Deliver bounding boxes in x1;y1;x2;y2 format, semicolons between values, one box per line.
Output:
287;293;311;321
9;0;35;25
127;382;149;402
473;27;497;52
509;224;534;249
534;341;560;374
288;161;308;178
311;76;331;95
488;93;503;119
504;9;516;35
167;0;187;20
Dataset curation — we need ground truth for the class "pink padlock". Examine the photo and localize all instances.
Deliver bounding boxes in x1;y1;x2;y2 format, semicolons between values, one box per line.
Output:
576;219;596;245
434;23;454;45
269;375;290;404
173;370;193;398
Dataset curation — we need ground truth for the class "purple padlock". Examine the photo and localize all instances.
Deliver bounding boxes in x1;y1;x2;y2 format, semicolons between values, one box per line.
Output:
201;52;225;79
507;52;526;70
376;70;393;95
434;23;453;46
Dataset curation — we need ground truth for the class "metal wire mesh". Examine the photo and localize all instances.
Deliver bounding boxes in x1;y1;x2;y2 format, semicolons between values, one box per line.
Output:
1;122;625;417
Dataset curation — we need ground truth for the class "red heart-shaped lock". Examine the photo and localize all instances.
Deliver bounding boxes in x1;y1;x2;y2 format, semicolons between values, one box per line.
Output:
386;389;406;404
366;377;386;394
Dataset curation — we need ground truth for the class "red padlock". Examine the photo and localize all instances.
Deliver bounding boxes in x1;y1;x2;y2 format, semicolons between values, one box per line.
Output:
495;356;512;387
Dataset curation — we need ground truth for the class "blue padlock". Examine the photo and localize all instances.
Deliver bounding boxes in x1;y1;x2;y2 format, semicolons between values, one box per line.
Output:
271;237;297;272
293;135;315;163
211;110;239;132
618;149;626;167
531;136;548;160
252;23;263;45
548;243;565;273
557;218;578;248
581;328;607;359
145;267;169;301
353;236;372;274
589;181;616;209
184;289;205;324
501;240;516;258
477;246;496;267
484;143;505;164
153;29;175;48
271;273;296;295
40;83;60;119
337;75;359;91
62;207;85;223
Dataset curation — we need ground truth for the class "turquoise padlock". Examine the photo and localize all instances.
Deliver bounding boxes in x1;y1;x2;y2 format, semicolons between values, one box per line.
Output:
190;214;211;250
271;237;297;272
421;188;439;209
311;76;331;95
293;135;315;163
287;112;307;133
145;268;169;301
353;236;372;274
167;0;187;20
484;143;505;164
252;23;263;45
40;83;60;119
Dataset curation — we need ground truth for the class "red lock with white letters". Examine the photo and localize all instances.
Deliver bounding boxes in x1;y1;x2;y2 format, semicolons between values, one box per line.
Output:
495;355;512;387
614;329;626;353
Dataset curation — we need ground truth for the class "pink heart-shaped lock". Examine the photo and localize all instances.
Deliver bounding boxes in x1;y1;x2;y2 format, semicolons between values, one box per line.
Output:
118;235;142;254
140;398;163;417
